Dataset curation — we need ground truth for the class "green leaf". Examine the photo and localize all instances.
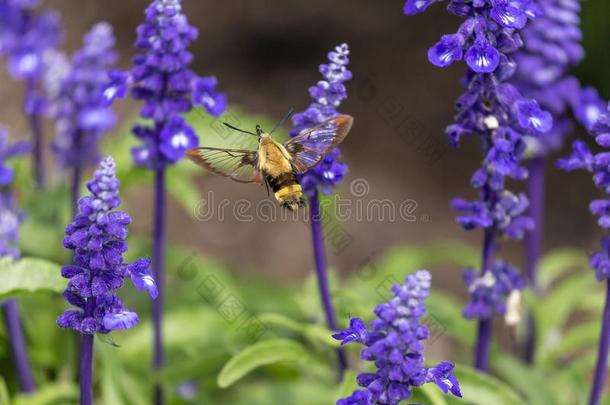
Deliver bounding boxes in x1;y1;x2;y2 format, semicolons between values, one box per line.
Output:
336;370;359;399
12;383;78;405
493;355;559;405
0;258;63;299
217;339;308;388
426;292;475;346
456;364;523;405
97;343;148;405
538;248;589;289
119;307;232;361
20;220;68;264
0;377;9;405
257;313;338;347
418;384;450;405
158;351;229;384
554;321;600;357
536;273;597;347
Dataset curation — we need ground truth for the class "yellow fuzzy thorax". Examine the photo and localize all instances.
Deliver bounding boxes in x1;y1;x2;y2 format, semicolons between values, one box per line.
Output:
257;134;293;177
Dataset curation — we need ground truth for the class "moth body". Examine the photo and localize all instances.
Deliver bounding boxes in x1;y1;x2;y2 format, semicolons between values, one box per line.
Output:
186;114;353;211
258;134;303;211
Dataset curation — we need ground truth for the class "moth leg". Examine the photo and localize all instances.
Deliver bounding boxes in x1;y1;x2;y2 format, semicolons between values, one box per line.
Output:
263;176;271;197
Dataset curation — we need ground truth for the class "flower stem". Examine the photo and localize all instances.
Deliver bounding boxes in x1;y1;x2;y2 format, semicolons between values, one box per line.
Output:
523;157;545;364
474;227;495;372
589;281;610;405
26;81;45;188
152;167;166;405
1;299;35;393
308;192;347;377
80;299;95;405
71;165;82;218
525;157;544;292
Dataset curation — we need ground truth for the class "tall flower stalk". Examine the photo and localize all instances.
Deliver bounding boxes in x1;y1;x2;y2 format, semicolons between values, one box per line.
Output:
333;270;462;404
53;22;118;215
104;0;226;402
0;130;35;392
558;103;610;405
0;0;62;187
512;0;605;363
290;43;351;376
57;156;158;405
404;0;552;371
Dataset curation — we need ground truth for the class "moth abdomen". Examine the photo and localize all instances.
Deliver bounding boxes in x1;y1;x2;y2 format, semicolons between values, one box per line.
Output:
266;172;303;211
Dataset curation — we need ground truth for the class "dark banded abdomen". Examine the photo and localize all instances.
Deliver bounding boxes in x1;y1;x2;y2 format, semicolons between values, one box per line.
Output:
265;171;304;211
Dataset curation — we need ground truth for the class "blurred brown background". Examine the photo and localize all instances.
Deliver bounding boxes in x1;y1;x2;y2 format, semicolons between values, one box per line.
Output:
2;0;609;291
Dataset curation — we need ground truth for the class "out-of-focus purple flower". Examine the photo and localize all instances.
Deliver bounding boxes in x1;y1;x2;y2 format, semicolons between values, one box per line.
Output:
0;192;24;259
57;157;157;334
516;100;553;133
513;0;605;157
291;43;351;196
104;0;226;170
0;0;63;116
53;22;117;170
576;87;607;132
590;236;610;281
560;103;610;243
452;191;534;240
405;0;548;369
0;130;30;187
556;140;593;172
403;0;439;16
0;130;29;258
0;0;62;81
335;270;462;404
559;101;610;405
463;261;525;320
0;0;63;187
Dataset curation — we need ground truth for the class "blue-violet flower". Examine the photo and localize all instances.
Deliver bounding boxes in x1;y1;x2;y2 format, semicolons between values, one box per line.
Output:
334;270;462;404
290;43;351;196
53;22;117;169
57;156;157;334
103;0;226;170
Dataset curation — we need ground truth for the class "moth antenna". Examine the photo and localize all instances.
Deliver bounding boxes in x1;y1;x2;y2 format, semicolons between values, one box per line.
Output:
223;122;258;137
270;107;295;134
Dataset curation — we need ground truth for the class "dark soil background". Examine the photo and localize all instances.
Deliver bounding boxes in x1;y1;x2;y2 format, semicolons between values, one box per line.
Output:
2;0;610;292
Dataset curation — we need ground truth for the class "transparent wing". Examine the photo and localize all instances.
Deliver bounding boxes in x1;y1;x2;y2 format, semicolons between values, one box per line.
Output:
186;147;261;184
284;115;353;173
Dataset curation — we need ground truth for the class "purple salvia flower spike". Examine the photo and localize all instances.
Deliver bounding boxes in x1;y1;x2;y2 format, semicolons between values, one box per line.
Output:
559;103;610;405
512;0;604;363
103;1;227;401
290;43;352;376
0;0;63;187
105;0;227;170
53;22;118;215
57;156;156;405
291;43;351;195
335;270;462;404
404;0;548;371
0;128;35;393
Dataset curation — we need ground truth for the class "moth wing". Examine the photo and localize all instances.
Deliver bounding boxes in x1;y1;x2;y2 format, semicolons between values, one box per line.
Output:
186;147;262;184
284;115;353;173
